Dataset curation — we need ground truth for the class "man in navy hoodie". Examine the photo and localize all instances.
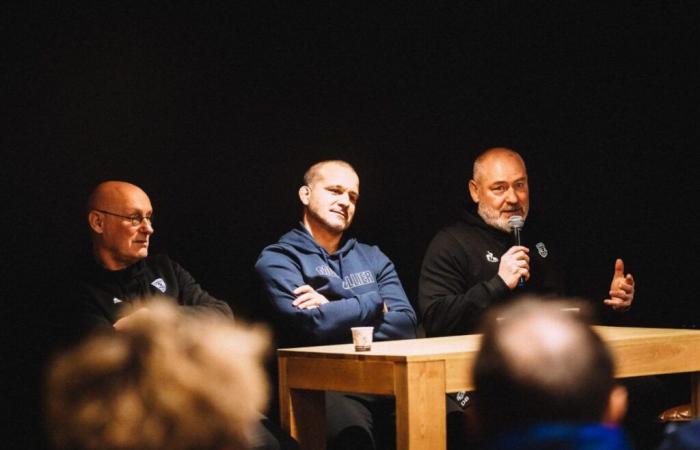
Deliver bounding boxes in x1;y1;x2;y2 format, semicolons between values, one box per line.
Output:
256;160;417;450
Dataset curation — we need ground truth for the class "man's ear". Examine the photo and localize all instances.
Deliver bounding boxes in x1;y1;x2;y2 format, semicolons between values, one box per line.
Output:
88;210;105;234
298;185;311;206
468;180;480;203
602;384;628;425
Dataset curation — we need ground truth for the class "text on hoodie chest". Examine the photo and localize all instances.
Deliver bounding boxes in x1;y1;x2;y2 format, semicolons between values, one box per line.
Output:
315;265;376;290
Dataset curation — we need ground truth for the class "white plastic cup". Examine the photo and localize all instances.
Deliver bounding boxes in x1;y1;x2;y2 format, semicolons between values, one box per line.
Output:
351;327;374;351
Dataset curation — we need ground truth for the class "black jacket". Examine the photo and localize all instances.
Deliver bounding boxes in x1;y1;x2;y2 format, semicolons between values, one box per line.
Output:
418;209;565;336
70;254;232;336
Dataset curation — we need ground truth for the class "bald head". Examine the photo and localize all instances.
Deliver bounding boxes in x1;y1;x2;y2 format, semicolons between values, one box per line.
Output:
474;299;617;433
496;307;600;393
303;160;357;187
87;181;154;270
472;147;526;183
87;181;149;213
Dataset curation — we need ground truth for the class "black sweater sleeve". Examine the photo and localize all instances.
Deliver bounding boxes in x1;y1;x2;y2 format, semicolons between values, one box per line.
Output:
418;230;509;336
171;260;234;318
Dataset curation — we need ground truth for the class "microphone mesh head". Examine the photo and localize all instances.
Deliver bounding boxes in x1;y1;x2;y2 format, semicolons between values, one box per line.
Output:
508;215;525;229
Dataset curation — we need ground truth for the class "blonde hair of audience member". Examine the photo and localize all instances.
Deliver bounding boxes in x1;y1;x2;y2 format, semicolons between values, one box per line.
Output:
46;298;270;450
473;297;628;436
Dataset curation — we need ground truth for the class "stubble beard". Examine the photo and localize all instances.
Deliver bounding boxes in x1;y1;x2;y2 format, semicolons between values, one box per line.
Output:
308;208;351;235
477;203;528;232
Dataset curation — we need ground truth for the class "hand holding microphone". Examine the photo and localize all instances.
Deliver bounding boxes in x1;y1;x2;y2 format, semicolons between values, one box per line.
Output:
497;216;529;289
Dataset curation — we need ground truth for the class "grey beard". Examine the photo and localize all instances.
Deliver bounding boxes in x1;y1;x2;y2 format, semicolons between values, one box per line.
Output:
477;204;528;233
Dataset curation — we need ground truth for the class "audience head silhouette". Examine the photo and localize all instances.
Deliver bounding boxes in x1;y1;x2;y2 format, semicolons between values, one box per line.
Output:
474;297;627;436
46;298;270;450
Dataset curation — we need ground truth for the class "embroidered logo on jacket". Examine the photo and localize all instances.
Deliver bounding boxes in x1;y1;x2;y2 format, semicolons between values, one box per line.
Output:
485;251;499;263
151;278;167;293
342;271;376;289
536;242;548;258
455;391;471;408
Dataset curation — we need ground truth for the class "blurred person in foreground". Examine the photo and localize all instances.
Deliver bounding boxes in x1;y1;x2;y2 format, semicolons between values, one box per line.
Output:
473;297;632;450
46;298;271;450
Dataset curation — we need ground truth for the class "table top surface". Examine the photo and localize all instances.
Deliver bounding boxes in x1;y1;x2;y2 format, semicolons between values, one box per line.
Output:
278;326;700;362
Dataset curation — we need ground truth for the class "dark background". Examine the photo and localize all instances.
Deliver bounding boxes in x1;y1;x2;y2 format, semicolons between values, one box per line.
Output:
4;2;698;448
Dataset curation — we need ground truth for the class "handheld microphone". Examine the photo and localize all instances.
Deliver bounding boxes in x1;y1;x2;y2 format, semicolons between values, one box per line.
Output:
508;215;526;288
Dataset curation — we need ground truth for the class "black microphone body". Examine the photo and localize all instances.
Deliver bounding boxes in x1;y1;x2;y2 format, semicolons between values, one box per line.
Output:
508;215;526;288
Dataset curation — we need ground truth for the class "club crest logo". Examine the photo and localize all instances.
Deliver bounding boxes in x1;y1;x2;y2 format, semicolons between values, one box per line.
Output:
455;391;471;408
486;251;499;263
536;242;548;258
151;278;167;293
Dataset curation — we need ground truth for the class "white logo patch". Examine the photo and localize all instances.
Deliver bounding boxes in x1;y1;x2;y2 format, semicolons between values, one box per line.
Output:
113;297;123;304
455;391;471;408
536;242;548;258
151;278;167;293
486;251;499;263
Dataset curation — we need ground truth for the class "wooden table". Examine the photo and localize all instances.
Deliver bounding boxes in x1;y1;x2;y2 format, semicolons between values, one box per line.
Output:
278;326;700;450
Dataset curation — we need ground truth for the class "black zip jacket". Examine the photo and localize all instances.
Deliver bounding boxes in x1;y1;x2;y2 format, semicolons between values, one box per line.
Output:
418;209;565;336
72;254;232;335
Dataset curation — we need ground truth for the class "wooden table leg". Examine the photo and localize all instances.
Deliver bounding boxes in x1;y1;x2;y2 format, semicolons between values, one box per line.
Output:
691;372;700;418
279;357;326;450
289;389;325;450
394;360;447;450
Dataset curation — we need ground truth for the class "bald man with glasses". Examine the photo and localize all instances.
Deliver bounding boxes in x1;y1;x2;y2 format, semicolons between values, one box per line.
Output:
72;180;232;334
62;181;299;450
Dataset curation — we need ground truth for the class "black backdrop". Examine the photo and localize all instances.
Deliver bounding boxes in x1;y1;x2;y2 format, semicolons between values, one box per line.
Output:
4;2;699;447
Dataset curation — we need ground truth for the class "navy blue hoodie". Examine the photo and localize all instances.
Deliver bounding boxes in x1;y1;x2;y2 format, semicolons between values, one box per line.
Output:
255;224;417;347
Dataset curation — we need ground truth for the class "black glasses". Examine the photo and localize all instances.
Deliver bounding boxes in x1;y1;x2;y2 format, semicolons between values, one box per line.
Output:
93;209;154;227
